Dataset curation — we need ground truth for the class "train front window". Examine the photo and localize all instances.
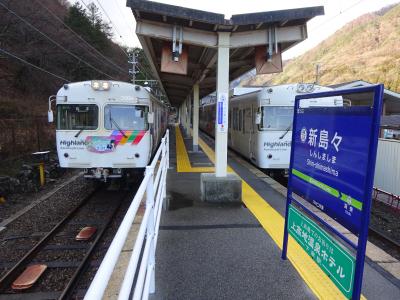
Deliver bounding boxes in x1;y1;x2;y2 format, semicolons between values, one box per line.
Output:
260;106;294;131
104;105;148;130
57;104;98;130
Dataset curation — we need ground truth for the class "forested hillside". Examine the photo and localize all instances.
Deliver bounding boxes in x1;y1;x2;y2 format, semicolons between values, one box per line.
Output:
244;4;400;92
0;0;132;118
0;0;141;161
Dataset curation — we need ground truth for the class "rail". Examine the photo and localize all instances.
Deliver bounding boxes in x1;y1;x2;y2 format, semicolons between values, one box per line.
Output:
84;130;170;300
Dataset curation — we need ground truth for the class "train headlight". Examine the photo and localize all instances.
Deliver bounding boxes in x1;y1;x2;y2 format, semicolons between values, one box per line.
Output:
297;84;306;93
305;84;315;92
92;81;100;90
267;154;273;159
91;81;110;91
102;81;110;90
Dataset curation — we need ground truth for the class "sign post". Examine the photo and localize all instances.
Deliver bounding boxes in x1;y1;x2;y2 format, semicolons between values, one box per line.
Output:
282;85;384;299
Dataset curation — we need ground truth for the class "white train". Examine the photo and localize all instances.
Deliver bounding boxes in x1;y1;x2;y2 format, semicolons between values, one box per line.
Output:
200;83;343;176
48;80;168;180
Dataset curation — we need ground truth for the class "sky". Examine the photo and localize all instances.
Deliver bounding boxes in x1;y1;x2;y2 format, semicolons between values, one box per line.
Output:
71;0;399;59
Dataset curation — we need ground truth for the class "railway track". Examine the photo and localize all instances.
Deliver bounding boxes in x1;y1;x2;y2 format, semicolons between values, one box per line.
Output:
0;186;130;299
369;226;400;253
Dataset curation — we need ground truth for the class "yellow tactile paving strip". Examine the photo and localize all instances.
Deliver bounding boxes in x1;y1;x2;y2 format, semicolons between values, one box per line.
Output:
175;125;214;173
175;126;366;299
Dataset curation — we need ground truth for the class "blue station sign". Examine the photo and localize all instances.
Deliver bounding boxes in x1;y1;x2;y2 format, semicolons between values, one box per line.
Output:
291;106;373;234
282;85;384;300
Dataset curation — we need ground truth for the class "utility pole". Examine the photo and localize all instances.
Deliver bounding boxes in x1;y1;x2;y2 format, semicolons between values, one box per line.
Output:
129;51;137;84
315;63;320;84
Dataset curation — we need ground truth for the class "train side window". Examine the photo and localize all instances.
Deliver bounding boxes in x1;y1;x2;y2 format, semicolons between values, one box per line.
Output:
244;108;251;134
238;110;242;131
229;110;231;129
232;108;236;130
231;108;234;130
241;110;244;132
250;108;253;133
242;110;245;133
236;108;239;131
233;108;236;130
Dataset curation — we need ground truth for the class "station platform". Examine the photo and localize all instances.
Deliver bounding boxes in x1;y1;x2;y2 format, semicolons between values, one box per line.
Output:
151;126;400;299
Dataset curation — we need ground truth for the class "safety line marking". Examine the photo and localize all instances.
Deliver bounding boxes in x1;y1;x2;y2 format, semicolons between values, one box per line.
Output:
175;126;365;299
175;125;215;173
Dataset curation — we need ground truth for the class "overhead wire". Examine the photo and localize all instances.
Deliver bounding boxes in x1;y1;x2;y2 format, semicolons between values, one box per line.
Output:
84;1;166;100
113;0;135;32
94;0;129;46
110;0;161;85
308;0;365;34
0;1;116;80
34;0;127;75
92;0;130;57
79;0;159;90
0;47;70;82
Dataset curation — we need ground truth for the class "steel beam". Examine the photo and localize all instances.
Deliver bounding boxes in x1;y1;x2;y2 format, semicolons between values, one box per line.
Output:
138;22;307;50
136;21;218;48
230;25;307;48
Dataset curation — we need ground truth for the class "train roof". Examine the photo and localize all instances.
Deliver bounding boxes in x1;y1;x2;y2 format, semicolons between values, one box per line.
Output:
55;80;167;106
231;87;263;96
201;83;333;106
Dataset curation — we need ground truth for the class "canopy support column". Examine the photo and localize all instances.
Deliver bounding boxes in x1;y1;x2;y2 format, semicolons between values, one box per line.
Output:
193;83;199;152
215;32;230;177
200;32;242;204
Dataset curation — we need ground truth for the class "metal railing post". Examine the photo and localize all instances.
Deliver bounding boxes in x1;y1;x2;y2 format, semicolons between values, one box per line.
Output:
166;130;170;169
145;165;156;294
161;136;168;210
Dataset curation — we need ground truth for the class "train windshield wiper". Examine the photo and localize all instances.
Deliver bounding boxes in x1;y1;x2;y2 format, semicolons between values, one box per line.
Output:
109;112;127;138
74;128;84;138
279;123;292;140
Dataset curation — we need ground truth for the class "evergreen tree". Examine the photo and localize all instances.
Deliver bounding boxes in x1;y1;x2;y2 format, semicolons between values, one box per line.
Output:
64;3;111;52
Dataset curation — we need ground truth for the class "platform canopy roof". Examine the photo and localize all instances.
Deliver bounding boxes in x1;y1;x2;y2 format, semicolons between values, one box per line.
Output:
127;0;324;106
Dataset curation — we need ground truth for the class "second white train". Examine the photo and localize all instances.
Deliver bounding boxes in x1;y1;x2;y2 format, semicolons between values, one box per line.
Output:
199;83;343;176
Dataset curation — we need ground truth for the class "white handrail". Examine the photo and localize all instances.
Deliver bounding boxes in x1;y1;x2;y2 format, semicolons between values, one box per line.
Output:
84;130;169;300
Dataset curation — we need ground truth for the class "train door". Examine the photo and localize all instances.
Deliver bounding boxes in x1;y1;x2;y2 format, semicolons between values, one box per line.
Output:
243;107;252;157
231;106;238;148
249;105;256;161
